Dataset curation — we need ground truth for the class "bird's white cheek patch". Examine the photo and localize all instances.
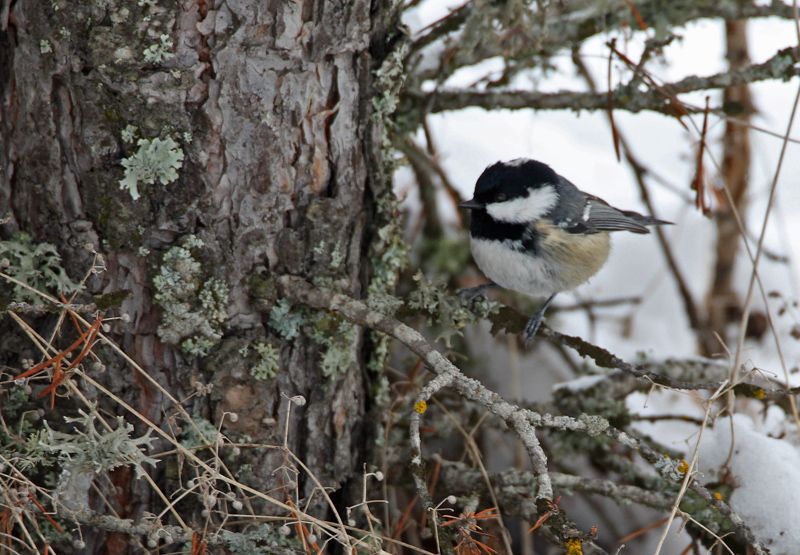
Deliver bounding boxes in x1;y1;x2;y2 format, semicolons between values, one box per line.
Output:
486;186;557;223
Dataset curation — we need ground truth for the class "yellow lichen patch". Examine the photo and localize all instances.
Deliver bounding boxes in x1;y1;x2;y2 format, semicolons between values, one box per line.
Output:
414;400;428;414
565;538;583;555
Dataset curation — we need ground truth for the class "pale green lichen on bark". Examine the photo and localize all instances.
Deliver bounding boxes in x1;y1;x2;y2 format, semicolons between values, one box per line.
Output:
0;232;81;304
654;455;687;482
312;240;344;270
40;410;157;477
218;524;304;554
249;342;280;381
268;299;304;340
153;235;229;357
21;410;159;511
365;36;412;379
121;124;138;143
311;316;359;379
142;33;174;64
119;136;184;200
179;415;222;449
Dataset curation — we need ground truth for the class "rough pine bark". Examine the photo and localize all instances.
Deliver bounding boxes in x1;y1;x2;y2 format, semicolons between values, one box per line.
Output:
1;0;394;550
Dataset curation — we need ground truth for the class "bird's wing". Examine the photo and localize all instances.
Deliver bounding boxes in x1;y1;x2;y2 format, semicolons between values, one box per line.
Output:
580;194;651;234
551;177;670;235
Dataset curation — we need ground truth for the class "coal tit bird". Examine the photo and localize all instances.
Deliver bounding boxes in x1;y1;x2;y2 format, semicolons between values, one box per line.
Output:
460;158;671;346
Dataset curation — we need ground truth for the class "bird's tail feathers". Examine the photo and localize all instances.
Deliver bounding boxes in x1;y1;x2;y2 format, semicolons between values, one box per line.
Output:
621;211;673;229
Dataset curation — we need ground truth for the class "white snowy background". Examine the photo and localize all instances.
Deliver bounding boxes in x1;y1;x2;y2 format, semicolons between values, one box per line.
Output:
399;2;800;553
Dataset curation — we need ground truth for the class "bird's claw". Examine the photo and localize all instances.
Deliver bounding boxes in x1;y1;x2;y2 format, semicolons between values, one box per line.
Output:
521;293;556;348
522;312;545;348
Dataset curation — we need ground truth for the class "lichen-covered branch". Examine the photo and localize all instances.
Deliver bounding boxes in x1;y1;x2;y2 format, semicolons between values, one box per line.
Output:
436;461;672;516
59;508;306;555
493;303;790;394
541;324;800;401
277;276;594;545
408;47;799;115
410;0;798;82
278;275;554;500
277;276;766;553
275;276;769;552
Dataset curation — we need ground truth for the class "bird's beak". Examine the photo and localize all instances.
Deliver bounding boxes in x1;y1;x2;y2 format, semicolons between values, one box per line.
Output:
459;198;484;210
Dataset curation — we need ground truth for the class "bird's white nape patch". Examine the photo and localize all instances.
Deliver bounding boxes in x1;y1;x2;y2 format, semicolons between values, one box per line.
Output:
486;185;557;223
506;157;530;167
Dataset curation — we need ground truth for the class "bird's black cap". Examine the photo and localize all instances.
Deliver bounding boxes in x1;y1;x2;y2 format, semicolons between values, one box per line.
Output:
473;159;558;203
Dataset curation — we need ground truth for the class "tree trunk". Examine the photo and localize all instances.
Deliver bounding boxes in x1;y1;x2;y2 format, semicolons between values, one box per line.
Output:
1;1;394;551
703;20;753;354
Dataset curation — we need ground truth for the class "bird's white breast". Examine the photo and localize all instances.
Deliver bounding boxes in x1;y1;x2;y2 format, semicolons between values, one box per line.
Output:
470;238;558;297
470;227;611;297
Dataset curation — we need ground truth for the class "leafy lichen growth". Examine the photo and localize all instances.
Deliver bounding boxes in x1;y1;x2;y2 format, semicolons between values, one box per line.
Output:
41;410;157;477
365;205;409;372
39;39;53;54
311;315;359;379
407;271;498;346
220;524;303;554
153;235;229;357
268;299;304;340
366;291;404;315
655;455;685;482
0;232;81;304
30;410;157;511
312;241;345;270
121;124;138;144
180;416;222;449
119;137;184;200
365;35;411;376
373;40;409;149
250;342;280;381
142;33;174;64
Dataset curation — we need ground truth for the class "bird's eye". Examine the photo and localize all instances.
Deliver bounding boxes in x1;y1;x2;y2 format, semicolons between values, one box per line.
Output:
496;193;507;202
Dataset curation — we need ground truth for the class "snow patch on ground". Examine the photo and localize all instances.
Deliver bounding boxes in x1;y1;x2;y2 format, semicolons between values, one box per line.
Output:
552;373;609;392
699;414;800;554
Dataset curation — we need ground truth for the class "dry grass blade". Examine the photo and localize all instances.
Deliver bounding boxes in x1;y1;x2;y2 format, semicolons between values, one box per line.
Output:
527;496;560;534
623;0;648;30
606;39;622;162
442;508;499;555
26;494;62;535
691;96;712;216
617;516;669;545
13;313;103;409
608;41;690;129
